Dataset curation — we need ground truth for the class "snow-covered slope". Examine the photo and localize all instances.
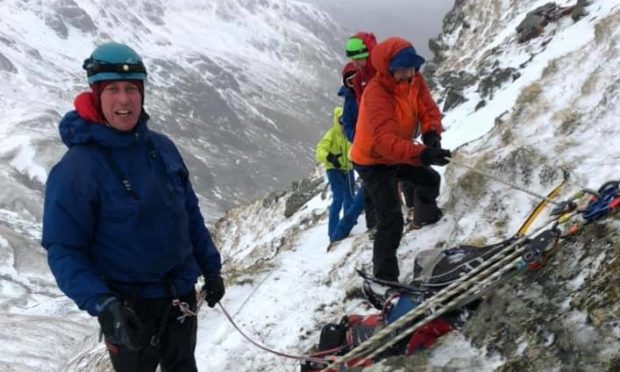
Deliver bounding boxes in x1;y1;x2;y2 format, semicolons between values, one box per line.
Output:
201;0;620;370
0;0;343;216
2;0;620;371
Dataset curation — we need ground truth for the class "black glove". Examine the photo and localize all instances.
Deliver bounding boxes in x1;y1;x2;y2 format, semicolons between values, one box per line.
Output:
422;131;441;148
202;275;225;308
97;296;144;351
326;153;341;169
420;147;451;166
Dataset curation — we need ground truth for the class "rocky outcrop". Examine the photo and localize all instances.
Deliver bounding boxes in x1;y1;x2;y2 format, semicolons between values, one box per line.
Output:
435;71;477;112
427;0;468;64
516;1;590;43
464;220;620;371
45;0;96;39
571;0;592;21
284;174;324;218
478;67;521;99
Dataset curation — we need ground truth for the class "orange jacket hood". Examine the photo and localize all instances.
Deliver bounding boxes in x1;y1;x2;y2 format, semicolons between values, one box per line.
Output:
354;32;377;55
371;37;412;88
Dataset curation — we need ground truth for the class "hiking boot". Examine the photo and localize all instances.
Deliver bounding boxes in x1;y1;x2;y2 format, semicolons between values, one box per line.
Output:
326;240;343;252
362;280;397;310
411;209;443;230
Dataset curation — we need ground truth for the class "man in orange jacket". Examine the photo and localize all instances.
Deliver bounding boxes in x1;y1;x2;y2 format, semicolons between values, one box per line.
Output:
350;37;451;281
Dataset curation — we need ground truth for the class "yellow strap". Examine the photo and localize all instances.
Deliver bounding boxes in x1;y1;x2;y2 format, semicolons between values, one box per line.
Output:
516;181;565;237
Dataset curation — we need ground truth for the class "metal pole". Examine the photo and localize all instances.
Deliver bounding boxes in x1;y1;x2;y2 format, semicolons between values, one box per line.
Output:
449;158;564;207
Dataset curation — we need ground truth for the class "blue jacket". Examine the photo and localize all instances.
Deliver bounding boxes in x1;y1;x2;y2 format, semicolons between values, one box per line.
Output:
42;110;221;315
338;85;358;143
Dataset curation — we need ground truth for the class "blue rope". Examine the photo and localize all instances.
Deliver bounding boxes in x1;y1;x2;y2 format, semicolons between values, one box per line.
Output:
583;181;619;222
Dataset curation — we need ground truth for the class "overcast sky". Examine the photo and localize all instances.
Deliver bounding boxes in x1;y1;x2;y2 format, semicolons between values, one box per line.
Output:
303;0;455;58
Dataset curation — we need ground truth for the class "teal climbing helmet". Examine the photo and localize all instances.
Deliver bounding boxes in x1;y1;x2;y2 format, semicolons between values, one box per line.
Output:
83;42;147;84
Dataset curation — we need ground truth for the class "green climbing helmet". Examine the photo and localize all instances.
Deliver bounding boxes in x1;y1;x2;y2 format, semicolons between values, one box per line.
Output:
345;37;368;60
83;42;147;84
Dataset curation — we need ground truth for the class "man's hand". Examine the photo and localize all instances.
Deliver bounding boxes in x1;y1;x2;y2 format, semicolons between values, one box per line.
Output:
97;296;145;351
420;147;451;166
202;275;225;308
422;131;441;148
326;153;342;169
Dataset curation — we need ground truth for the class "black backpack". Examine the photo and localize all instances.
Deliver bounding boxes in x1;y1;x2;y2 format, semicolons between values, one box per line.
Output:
300;315;382;372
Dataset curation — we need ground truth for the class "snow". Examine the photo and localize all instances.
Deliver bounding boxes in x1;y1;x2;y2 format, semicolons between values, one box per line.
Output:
427;332;504;371
515;338;529;355
568;272;586;291
198;223;348;370
1;0;620;370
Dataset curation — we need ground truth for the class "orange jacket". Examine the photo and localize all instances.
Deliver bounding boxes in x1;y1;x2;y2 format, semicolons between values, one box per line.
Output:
350;37;443;167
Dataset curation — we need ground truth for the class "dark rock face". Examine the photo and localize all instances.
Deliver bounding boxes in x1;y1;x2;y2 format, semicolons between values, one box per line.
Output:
464;222;620;371
572;0;592;21
516;1;591;43
516;3;556;43
428;37;447;63
422;61;440;91
45;0;97;39
427;0;468;64
262;190;286;209
442;0;468;36
284;175;324;218
439;71;478;94
435;71;477;111
478;67;520;99
425;0;478;112
442;89;467;112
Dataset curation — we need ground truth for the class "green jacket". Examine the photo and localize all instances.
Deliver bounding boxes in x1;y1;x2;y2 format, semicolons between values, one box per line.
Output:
315;107;352;171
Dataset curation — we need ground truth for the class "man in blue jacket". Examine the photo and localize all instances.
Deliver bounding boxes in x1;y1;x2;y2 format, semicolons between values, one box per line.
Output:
41;42;224;372
331;62;376;242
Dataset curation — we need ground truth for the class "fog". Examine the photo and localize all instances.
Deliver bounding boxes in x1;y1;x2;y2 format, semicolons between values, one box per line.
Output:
303;0;454;58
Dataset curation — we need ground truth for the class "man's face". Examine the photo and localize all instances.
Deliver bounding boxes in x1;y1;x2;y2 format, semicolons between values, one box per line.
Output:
392;67;416;83
100;81;142;132
352;58;367;68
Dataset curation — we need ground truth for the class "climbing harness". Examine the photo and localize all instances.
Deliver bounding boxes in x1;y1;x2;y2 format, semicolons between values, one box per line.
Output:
150;281;197;347
174;298;198;323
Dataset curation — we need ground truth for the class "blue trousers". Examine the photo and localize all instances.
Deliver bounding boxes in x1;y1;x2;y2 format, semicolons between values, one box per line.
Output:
326;169;355;239
331;185;366;241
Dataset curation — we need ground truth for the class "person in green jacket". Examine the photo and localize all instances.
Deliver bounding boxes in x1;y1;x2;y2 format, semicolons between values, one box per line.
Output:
316;107;355;241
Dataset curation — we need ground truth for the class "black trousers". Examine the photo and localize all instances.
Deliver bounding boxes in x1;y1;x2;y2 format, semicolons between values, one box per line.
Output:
356;164;441;281
106;291;198;372
400;180;416;209
363;180;377;230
